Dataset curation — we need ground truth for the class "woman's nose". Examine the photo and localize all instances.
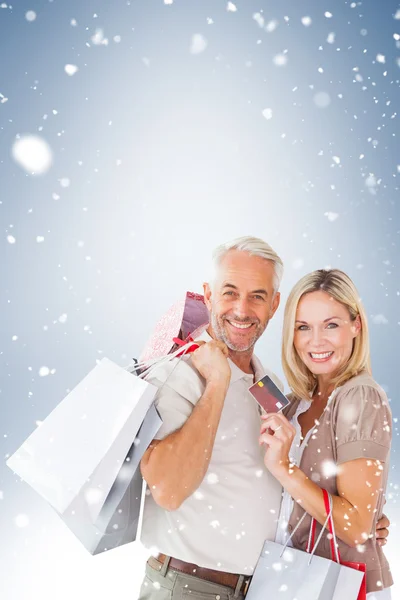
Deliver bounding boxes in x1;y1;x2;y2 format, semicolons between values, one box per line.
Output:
310;328;325;346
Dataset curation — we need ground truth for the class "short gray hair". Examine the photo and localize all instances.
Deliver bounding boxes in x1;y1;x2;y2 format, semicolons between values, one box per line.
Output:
212;236;284;292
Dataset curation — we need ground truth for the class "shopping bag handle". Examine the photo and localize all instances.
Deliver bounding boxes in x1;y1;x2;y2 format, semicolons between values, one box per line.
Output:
307;489;341;563
279;502;332;565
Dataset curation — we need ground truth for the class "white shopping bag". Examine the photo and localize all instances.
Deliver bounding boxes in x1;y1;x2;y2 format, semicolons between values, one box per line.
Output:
246;493;364;600
59;402;162;554
7;344;195;554
7;358;158;516
7;358;161;554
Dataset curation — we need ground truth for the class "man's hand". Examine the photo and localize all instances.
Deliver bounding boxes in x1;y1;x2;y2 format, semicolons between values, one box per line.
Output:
191;340;231;385
376;513;390;547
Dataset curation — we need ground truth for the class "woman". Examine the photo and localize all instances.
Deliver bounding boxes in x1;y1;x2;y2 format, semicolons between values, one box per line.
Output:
260;269;393;598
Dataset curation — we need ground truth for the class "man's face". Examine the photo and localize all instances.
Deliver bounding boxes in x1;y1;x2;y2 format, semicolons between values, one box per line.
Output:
203;250;280;352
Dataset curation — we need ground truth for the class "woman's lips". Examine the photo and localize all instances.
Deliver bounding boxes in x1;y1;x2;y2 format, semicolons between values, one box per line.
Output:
308;351;334;363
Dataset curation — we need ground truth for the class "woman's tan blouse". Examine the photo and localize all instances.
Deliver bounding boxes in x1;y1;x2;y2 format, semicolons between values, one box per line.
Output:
284;372;393;593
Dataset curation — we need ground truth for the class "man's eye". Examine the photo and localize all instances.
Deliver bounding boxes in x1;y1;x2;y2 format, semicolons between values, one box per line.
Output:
253;295;265;301
224;291;235;296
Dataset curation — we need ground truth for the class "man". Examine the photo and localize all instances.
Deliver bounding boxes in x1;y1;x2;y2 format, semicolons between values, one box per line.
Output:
139;236;389;599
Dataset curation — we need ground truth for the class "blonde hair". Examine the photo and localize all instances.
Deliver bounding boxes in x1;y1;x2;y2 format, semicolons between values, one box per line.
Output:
212;236;284;293
282;269;371;400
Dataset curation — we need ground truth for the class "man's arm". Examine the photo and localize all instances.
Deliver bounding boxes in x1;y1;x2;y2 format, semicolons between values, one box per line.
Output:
140;340;230;511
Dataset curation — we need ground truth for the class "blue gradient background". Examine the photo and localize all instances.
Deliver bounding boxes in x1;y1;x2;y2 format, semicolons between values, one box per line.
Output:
1;1;399;598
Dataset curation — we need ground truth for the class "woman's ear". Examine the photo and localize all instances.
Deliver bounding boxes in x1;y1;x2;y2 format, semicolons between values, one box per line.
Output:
352;314;362;338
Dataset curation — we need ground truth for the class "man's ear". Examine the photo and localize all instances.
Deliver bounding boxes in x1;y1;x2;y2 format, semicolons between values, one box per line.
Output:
269;291;281;320
203;282;212;311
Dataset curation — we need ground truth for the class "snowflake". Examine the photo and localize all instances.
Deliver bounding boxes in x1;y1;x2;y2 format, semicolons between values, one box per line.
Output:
25;10;36;22
64;64;79;76
227;2;237;12
206;473;219;484
262;108;273;120
91;28;108;46
265;20;278;33
321;460;338;477
301;16;312;27
84;488;104;505
273;53;288;67
190;34;208;55
12;135;53;175
253;13;264;28
324;212;339;222
39;366;50;377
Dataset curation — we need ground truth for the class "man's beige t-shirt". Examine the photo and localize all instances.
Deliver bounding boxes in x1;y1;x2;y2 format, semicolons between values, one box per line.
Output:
140;331;283;574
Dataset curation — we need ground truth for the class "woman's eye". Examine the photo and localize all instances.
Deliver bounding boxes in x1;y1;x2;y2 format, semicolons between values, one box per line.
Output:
297;325;309;331
327;323;338;329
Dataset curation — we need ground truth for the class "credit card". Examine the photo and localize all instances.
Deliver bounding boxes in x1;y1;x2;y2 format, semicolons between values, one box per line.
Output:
248;375;290;413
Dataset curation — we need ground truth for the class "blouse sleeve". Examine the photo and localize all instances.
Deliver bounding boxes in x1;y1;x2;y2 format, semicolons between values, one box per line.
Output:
335;384;392;465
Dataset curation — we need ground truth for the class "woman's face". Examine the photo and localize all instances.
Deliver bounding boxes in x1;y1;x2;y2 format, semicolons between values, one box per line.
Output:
293;290;361;379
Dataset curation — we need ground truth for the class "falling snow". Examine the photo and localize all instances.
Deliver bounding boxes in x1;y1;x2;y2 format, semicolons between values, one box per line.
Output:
12;135;53;175
64;64;79;76
25;10;36;22
190;34;208;55
262;108;273;120
38;366;50;377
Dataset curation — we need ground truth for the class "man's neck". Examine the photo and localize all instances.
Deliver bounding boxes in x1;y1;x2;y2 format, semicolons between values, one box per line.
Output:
206;326;254;375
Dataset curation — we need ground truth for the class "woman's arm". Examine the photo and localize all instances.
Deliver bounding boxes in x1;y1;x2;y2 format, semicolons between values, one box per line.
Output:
260;413;385;547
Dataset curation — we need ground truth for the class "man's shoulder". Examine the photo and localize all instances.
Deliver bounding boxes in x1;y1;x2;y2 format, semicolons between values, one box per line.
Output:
145;355;205;404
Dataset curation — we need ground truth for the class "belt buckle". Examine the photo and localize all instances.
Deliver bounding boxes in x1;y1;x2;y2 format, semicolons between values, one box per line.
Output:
243;578;251;596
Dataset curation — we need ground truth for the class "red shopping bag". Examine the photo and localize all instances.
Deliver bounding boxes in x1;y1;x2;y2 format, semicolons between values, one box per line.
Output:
308;489;367;600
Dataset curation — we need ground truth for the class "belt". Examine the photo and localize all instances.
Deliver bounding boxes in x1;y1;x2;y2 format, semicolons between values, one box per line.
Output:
153;554;251;595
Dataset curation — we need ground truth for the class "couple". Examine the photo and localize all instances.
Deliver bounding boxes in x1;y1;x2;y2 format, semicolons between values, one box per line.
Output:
138;236;393;599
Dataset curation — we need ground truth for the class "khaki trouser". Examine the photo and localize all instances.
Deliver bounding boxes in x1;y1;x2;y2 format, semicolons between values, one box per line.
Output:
138;557;246;600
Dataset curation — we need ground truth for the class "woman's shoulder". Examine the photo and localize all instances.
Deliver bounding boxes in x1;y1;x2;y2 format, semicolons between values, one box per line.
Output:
335;371;389;404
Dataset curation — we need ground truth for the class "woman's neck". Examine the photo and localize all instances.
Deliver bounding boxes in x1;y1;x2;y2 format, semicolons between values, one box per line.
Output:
314;374;335;400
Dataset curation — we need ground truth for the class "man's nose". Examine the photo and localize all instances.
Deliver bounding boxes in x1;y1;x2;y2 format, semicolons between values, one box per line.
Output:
233;296;251;317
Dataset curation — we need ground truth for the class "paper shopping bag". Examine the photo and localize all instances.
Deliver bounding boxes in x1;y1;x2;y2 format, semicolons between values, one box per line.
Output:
140;291;208;362
59;403;162;554
245;540;363;600
7;358;161;553
247;491;364;600
332;561;367;600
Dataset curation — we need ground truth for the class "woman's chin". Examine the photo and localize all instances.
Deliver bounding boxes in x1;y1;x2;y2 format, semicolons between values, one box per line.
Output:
306;360;338;377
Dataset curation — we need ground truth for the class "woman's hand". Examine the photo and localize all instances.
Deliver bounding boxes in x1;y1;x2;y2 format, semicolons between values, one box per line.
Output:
259;412;296;478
